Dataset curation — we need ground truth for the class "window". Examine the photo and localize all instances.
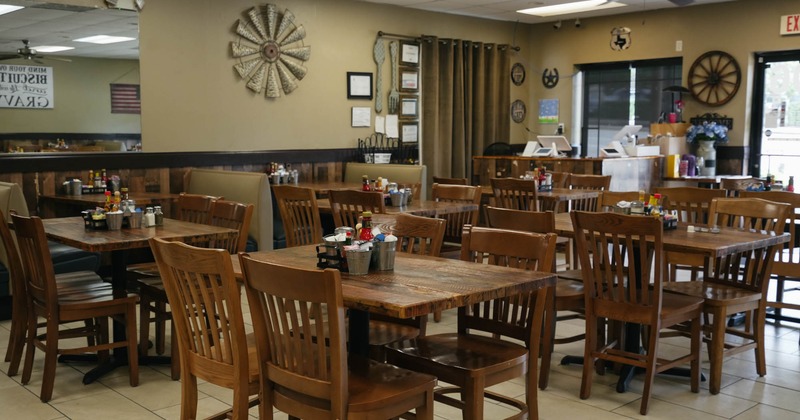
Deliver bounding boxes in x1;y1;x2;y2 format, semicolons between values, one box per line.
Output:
580;58;682;157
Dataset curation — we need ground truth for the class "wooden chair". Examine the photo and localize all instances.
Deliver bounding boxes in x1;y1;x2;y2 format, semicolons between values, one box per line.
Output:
741;191;800;333
364;213;446;359
239;254;436;420
549;171;570;188
150;238;258;420
387;225;556;419
432;183;481;248
572;211;703;415
720;177;762;197
138;198;250;380
273;185;323;248
0;210;108;378
490;177;539;211
663;197;790;394
328;189;385;228
12;214;139;402
432;176;468;185
483;205;585;390
598;190;640;212
567;174;610;212
655;186;727;281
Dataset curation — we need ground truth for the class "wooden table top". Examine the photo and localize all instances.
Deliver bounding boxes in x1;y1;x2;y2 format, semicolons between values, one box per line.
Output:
553;212;790;258
42;217;238;253
479;185;600;202
233;245;556;319
40;192;179;208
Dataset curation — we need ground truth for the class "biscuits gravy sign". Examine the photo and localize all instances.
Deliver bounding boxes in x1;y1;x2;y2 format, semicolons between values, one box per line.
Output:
0;64;54;109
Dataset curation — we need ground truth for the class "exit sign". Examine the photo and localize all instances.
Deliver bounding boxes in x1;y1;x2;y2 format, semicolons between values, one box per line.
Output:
781;14;800;35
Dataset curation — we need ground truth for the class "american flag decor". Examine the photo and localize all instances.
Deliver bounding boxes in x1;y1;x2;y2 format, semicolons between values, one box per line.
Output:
110;83;141;114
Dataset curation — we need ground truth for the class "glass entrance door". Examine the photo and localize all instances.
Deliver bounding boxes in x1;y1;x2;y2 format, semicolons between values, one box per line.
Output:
751;51;800;184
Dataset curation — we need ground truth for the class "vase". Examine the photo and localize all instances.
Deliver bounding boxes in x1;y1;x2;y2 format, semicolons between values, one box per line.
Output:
696;140;716;177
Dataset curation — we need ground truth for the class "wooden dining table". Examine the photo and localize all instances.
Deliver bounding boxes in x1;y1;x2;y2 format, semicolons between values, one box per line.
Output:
480;185;600;212
42;217;238;383
232;245;557;356
552;211;791;392
39;192;179;218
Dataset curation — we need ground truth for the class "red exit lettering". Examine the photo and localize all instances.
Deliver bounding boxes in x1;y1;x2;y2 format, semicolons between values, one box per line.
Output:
787;15;800;33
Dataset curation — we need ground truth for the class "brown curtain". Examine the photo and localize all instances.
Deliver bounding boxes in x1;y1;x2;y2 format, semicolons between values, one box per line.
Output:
421;37;510;187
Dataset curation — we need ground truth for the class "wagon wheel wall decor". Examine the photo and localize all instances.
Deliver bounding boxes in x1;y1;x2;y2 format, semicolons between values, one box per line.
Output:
688;50;740;107
231;3;311;99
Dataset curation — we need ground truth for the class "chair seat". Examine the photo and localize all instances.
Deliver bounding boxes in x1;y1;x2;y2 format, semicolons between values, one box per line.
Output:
388;333;527;376
664;281;761;307
347;355;437;412
138;277;167;298
660;292;705;323
555;279;583;310
127;261;160;277
368;319;421;347
206;332;260;385
557;268;583;282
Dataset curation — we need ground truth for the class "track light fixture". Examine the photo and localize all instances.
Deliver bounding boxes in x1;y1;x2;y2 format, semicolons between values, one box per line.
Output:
575;18;582;28
553;20;562;30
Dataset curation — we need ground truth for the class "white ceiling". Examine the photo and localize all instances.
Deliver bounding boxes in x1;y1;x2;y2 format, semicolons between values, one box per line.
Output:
0;0;138;61
360;0;735;24
0;1;734;61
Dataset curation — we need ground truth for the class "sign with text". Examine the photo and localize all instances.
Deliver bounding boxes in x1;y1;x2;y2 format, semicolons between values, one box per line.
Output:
780;14;800;35
0;64;53;109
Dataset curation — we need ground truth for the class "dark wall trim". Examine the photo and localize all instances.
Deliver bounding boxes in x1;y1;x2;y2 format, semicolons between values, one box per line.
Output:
0;133;142;141
0;149;361;174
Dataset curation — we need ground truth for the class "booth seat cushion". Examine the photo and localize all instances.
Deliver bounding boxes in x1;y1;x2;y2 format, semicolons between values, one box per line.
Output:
185;169;273;251
344;162;427;199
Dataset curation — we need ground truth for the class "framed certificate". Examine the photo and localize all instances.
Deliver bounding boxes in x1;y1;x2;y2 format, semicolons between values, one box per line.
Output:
399;95;418;119
347;72;373;99
400;121;419;143
399;67;419;92
400;41;420;66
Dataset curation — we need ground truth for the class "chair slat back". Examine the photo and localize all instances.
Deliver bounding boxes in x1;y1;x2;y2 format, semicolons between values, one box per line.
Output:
0;210;26;311
720;177;761;197
572;211;664;324
10;214;58;318
328;190;385;229
207;200;254;254
740;190;800;277
240;255;347;418
150;238;249;383
490;178;539;211
432;176;468;185
391;213;445;257
176;193;218;224
432;183;481;244
458;225;556;344
273;185;323;248
655;187;726;224
598;191;641;212
705;197;789;292
485;206;554;234
568;174;611;212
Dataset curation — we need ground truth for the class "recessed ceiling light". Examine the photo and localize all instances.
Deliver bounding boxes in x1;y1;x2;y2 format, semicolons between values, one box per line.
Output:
518;0;625;17
33;46;75;53
0;5;23;16
74;35;135;44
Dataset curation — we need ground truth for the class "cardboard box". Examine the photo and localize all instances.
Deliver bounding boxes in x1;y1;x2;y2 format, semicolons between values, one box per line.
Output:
658;135;689;157
650;123;691;137
665;154;681;178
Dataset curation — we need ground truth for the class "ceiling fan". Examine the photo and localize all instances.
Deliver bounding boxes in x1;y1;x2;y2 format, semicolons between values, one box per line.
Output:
0;40;72;63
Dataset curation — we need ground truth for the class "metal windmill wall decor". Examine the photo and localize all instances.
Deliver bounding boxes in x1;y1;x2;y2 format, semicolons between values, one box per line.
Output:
231;3;311;98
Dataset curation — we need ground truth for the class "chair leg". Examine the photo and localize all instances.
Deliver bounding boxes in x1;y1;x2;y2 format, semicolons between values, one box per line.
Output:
433;310;442;323
139;293;151;356
180;371;199;420
538;288;556;390
708;307;727;395
690;316;701;393
639;321;659;415
21;317;36;385
755;305;767;377
416;389;434;420
6;310;26;376
40;322;59;402
580;314;597;400
462;376;485;420
125;306;140;387
231;381;250;420
155;301;167;355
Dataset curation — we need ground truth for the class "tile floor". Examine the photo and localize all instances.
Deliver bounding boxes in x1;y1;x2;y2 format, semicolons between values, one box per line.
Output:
1;302;800;419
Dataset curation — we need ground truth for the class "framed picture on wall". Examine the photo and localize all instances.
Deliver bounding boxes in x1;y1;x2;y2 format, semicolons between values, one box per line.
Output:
399;67;419;92
400;121;419;143
347;72;373;99
400;41;420;66
399;95;418;119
